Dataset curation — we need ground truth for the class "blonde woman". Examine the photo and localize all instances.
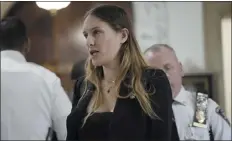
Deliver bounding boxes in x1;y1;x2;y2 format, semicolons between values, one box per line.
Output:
67;5;173;141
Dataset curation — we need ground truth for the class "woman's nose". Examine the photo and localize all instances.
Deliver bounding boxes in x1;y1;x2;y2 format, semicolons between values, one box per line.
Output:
86;36;95;47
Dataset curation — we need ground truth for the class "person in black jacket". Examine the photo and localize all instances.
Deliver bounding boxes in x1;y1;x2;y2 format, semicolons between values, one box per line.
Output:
69;59;86;102
70;59;86;81
66;4;173;141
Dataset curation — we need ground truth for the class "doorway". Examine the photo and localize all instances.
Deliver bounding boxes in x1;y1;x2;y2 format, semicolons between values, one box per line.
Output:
221;16;231;122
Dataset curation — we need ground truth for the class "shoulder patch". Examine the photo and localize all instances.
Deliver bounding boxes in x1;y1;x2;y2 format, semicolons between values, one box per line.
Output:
215;106;231;125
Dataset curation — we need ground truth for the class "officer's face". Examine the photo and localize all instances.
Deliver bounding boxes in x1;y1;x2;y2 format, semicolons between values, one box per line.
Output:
145;48;184;98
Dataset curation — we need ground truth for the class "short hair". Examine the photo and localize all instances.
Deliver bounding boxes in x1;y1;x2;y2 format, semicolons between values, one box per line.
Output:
0;17;28;51
144;44;174;54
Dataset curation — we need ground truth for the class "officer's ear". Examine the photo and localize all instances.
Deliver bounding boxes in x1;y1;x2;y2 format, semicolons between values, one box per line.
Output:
179;62;184;77
22;38;31;55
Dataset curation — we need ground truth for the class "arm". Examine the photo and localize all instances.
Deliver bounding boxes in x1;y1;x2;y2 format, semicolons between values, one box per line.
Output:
51;78;72;140
66;77;86;140
208;99;231;140
145;69;173;141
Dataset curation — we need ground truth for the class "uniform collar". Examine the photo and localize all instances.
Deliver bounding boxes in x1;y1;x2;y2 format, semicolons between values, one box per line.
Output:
173;86;190;106
1;50;26;63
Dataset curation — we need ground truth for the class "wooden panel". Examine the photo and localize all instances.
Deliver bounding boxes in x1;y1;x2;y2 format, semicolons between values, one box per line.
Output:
183;73;214;99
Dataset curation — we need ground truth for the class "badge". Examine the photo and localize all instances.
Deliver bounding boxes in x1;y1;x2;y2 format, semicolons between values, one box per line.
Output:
196;110;206;123
216;106;231;125
193;92;208;128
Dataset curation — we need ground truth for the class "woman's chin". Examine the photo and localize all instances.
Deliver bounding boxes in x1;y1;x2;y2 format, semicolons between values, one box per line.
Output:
91;60;102;67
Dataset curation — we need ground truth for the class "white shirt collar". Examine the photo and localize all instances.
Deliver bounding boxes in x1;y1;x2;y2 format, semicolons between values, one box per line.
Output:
173;86;190;106
1;50;26;63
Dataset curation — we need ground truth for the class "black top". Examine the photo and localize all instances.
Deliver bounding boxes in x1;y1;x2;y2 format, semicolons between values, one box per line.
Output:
79;112;113;141
67;68;175;141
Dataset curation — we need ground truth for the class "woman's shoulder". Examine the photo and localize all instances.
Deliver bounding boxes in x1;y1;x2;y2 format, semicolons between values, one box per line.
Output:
142;67;172;103
140;67;169;93
142;67;167;80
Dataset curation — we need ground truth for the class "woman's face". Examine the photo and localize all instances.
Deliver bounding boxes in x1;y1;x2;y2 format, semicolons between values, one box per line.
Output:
83;15;127;67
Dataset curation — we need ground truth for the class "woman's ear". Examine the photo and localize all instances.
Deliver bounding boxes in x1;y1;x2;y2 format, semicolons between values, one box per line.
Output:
120;28;129;44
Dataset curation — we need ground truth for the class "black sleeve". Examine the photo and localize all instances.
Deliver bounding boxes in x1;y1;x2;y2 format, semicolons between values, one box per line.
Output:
144;68;173;141
66;77;85;140
71;77;85;111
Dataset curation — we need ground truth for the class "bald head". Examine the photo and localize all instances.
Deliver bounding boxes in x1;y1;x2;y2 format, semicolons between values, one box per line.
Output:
144;44;178;61
144;44;174;53
144;44;184;98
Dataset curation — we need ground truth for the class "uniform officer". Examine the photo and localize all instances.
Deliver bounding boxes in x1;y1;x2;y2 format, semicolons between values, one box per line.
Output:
144;44;231;140
1;17;72;140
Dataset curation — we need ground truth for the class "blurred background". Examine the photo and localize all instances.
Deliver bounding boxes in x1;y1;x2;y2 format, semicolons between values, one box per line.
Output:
1;1;231;121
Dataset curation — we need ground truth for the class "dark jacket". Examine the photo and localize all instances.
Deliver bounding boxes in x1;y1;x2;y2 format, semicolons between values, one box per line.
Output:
66;68;173;141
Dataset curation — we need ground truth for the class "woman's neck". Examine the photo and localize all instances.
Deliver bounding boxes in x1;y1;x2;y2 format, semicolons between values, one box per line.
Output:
102;60;120;82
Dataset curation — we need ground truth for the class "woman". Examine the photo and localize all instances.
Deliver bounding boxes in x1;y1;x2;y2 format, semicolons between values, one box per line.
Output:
67;4;173;141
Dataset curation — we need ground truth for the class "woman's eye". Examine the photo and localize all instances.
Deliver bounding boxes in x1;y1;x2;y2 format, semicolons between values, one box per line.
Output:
83;33;88;39
93;30;100;35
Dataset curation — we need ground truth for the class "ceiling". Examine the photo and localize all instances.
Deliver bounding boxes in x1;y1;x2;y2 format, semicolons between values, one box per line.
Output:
1;1;15;19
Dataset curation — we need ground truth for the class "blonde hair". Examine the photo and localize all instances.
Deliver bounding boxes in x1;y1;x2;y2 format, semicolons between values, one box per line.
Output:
82;5;158;126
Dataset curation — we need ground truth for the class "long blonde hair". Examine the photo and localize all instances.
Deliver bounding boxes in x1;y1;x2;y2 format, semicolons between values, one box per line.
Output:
82;4;158;125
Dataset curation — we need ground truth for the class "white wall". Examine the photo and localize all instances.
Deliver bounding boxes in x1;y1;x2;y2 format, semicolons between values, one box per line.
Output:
133;2;169;52
133;2;206;73
166;2;205;73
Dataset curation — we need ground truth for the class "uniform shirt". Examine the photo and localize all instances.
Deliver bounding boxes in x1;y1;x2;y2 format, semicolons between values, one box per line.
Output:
1;50;72;140
173;86;231;140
